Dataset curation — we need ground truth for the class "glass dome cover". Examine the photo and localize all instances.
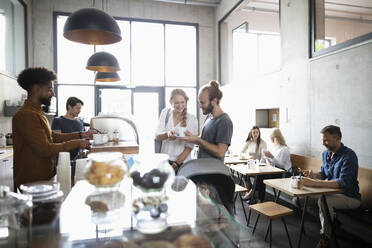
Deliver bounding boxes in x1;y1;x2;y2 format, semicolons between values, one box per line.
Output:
85;152;126;188
129;153;175;192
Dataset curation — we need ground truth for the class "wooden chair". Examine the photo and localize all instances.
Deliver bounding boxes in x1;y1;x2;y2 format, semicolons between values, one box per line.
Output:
250;201;293;248
234;184;250;225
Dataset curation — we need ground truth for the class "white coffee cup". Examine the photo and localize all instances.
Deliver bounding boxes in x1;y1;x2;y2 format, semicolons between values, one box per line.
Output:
177;127;187;137
93;134;104;144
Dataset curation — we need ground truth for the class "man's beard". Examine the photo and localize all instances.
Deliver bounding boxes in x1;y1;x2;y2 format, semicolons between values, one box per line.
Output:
39;96;52;107
202;102;213;115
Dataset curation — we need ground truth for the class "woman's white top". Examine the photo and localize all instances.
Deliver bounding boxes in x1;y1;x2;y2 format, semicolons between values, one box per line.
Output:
266;144;292;171
156;108;198;162
241;140;267;160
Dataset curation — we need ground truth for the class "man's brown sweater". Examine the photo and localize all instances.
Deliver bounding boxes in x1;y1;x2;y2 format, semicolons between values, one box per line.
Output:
12;99;82;187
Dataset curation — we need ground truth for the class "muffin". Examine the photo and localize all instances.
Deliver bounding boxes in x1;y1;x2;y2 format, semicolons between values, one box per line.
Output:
141;240;175;248
104;240;140;248
174;234;211;248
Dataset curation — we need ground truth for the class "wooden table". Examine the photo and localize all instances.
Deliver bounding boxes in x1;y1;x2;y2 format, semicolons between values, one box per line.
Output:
264;178;343;248
228;164;285;226
0;146;13;160
224;155;249;165
90;141;139;154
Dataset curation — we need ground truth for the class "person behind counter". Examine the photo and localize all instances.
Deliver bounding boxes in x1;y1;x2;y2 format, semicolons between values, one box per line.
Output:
12;67;94;189
155;89;198;172
52;97;85;181
241;126;267;200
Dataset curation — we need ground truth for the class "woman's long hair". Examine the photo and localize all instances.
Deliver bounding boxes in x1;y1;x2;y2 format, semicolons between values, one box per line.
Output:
270;128;287;146
245;126;261;154
170;89;189;127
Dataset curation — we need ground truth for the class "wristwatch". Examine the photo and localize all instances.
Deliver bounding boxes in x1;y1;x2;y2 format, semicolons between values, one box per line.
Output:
79;131;83;139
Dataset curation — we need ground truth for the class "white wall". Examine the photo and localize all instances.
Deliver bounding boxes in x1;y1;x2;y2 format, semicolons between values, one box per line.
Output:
0;73;26;134
217;0;372;169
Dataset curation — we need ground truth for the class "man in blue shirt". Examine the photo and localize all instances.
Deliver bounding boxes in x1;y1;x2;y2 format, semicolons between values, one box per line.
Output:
52;97;87;181
303;125;361;248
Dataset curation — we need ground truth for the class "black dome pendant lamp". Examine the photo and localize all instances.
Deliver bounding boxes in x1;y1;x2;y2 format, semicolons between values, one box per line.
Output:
95;72;120;82
86;51;120;72
63;8;121;45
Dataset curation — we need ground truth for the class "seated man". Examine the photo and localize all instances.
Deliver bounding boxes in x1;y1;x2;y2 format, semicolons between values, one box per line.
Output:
302;125;361;248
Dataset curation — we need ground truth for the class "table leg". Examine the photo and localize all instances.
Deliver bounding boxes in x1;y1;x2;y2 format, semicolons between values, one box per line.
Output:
250;176;258;203
297;196;308;248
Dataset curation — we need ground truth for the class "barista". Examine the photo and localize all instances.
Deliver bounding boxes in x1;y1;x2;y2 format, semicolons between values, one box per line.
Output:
12;67;94;188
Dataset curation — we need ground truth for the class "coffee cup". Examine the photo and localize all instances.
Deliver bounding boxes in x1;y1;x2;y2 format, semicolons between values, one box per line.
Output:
176;127;187;137
93;134;104;145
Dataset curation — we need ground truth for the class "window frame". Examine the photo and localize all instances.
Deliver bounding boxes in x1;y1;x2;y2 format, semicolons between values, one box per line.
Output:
309;0;372;58
53;12;199;122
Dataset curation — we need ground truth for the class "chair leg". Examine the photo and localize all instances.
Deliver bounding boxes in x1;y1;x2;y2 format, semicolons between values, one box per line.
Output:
239;194;249;225
264;219;270;241
247;208;252;227
281;217;293;248
269;219;272;248
252;213;260;234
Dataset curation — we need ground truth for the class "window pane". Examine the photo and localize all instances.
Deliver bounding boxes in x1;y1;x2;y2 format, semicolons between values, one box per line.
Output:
165;24;196;86
258;34;280;74
57;85;95;123
134;92;159;153
165;87;197;117
131;22;164;86
96;20;130;86
57;16;95;84
99;88;131;115
232;32;258;82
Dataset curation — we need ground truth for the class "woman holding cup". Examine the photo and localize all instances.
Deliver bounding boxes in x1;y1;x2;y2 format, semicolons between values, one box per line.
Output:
155;89;198;173
254;128;292;202
241;126;267;200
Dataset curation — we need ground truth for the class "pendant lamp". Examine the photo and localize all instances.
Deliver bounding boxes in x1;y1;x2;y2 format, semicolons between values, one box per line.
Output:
63;8;121;45
95;72;120;82
86;51;120;72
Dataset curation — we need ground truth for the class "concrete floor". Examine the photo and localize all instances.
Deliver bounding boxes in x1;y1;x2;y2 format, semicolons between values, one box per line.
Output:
233;193;370;248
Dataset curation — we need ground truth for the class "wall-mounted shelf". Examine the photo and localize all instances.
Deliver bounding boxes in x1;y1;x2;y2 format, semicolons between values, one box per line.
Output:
3;101;21;117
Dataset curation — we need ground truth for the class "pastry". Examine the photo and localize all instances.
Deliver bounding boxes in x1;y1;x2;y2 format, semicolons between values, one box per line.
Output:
104;240;140;248
141;240;175;248
86;161;125;186
174;234;211;248
86;200;109;213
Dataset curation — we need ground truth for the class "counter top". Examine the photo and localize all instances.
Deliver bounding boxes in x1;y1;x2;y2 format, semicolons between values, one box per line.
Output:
90;141;139;154
0;146;13;160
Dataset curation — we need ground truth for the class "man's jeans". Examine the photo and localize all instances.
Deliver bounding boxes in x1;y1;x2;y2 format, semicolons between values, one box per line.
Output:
318;194;360;237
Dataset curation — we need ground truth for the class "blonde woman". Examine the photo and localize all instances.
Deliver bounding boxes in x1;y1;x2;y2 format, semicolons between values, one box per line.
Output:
254;128;292;202
155;89;198;172
263;128;292;171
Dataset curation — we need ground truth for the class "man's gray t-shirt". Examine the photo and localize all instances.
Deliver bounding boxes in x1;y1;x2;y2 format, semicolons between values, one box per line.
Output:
198;113;233;161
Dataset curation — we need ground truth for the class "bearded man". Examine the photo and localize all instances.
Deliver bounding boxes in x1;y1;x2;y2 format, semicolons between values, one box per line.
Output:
12;67;94;188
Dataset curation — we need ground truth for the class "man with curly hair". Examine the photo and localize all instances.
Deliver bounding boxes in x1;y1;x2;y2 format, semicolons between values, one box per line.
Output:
12;67;94;188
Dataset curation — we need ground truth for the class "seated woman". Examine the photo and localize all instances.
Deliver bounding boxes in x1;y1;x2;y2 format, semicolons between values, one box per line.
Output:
263;128;292;172
254;128;292;202
241;126;267;200
155;89;198;173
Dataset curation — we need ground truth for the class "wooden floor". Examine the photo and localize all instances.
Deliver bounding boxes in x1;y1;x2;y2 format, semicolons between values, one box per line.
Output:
234;193;369;248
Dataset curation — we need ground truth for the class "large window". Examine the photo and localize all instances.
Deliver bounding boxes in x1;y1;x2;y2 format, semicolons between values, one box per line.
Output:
54;14;198;146
219;0;280;84
0;0;26;76
310;0;372;57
